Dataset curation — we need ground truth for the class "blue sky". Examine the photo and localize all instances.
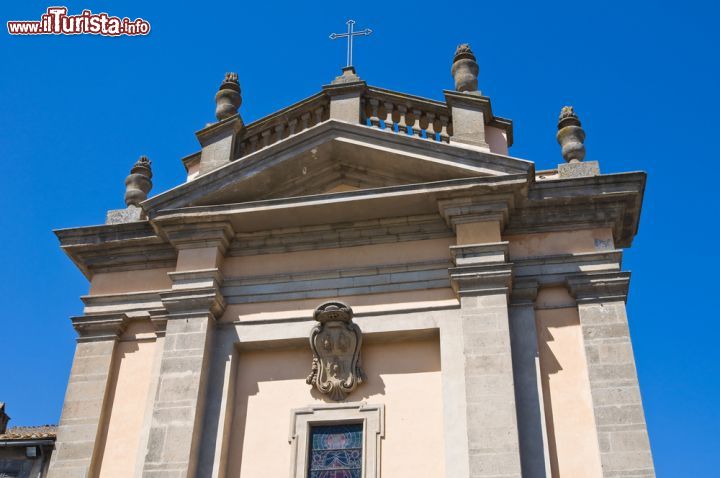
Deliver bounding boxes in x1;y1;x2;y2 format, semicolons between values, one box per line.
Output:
1;0;717;475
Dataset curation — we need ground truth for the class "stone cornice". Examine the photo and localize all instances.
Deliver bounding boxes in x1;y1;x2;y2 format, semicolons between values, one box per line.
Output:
81;290;164;316
168;268;223;290
509;278;539;305
509;172;646;248
566;271;631;304
322;80;367;96
438;194;516;230
195;114;245;147
159;286;225;320
149;175;530;234
448;241;512;297
55;221;176;279
448;263;513;297
512;250;623;286
158;220;235;253
72;309;167;341
141;120;533;214
71;312;128;342
161;267;226;319
450;241;509;265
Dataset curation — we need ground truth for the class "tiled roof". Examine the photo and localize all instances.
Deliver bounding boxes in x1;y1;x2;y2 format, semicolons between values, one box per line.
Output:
0;425;57;441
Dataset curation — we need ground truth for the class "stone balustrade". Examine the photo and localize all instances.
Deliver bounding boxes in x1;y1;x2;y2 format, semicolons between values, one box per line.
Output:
235;87;458;160
236;93;330;158
361;87;453;143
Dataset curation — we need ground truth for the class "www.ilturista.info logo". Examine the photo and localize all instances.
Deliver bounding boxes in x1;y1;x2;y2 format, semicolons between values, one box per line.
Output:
7;7;150;36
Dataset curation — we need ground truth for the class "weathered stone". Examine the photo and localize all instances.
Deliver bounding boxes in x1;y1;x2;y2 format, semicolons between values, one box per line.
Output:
558;160;600;178
105;204;143;224
215;72;241;121
451;44;480;93
306;302;363;401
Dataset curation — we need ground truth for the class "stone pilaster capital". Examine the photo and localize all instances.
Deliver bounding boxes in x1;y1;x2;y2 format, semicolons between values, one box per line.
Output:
510;278;538;305
449;263;512;298
437;195;513;231
71;312;129;342
566;271;631;304
159;286;225;321
161;268;225;320
160;220;235;255
449;241;512;298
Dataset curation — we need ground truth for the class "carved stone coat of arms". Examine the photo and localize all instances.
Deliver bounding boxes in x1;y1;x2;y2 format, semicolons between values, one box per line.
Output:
306;301;364;401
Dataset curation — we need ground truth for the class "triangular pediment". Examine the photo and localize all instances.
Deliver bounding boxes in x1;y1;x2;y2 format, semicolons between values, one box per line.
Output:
144;120;533;213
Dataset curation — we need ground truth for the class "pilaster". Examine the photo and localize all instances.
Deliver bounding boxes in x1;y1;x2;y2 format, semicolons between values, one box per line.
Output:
141;221;233;478
508;280;551;478
47;314;128;478
442;193;523;477
449;241;522;477
567;271;655;478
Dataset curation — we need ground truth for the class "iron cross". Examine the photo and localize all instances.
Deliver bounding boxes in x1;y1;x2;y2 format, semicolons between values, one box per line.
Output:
329;20;372;68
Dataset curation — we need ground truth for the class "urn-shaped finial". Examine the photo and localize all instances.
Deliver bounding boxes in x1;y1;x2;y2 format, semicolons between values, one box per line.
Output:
124;156;152;207
215;72;242;121
556;106;586;163
451;44;479;93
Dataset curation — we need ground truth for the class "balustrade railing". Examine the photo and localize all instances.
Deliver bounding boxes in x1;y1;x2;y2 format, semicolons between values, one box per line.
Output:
361;87;453;143
235;87;453;160
236;93;329;158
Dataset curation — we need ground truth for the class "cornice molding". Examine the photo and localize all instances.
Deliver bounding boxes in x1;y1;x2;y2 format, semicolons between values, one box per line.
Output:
159;286;226;320
81;290;164;316
168;268;223;290
55;221;176;279
509;172;646;248
195;114;245;147
512;250;623;287
450;241;509;266
448;263;513;297
322;80;367;96
142;120;533;214
438;194;517;231
158;220;235;253
566;271;631;304
510;278;539;305
71;313;128;342
161;267;226;320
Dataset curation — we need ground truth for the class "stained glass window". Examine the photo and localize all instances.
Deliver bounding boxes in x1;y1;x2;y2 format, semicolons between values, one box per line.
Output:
307;423;363;478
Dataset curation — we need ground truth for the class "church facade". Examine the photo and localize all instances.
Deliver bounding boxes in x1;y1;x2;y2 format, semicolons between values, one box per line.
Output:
48;45;655;478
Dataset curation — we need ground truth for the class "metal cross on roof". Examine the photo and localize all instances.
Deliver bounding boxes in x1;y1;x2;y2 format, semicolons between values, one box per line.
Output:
329;20;372;68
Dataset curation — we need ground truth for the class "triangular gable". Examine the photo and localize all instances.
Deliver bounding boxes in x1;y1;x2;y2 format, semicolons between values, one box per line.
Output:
143;120;533;213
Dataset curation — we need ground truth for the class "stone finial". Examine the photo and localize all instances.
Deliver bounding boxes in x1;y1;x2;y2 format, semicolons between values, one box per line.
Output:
124;156;152;206
556;106;586;163
451;44;480;93
215;72;242;121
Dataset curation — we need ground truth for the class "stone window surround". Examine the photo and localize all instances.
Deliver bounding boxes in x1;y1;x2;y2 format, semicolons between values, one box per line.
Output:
289;402;385;478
